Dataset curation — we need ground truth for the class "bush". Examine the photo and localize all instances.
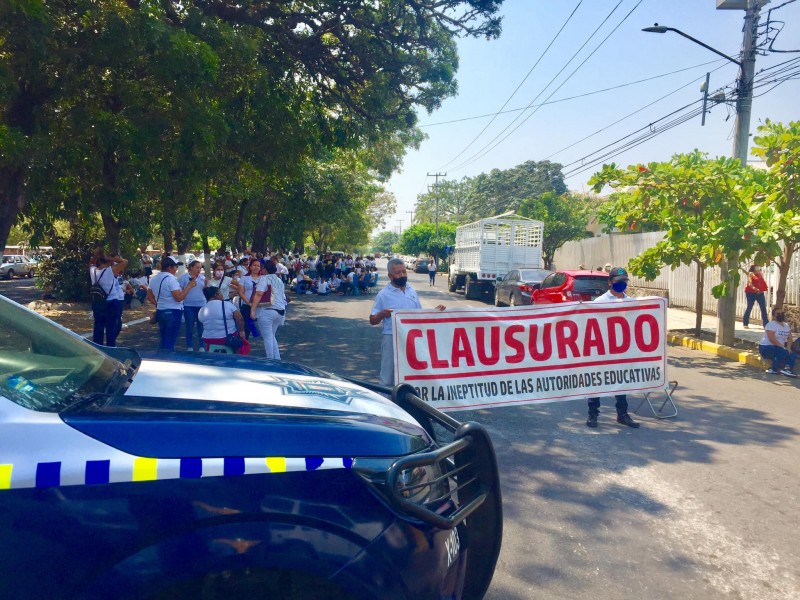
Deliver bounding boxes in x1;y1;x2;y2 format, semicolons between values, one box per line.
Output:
36;232;103;302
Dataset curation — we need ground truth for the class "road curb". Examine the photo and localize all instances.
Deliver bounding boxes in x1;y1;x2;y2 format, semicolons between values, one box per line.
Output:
666;331;768;370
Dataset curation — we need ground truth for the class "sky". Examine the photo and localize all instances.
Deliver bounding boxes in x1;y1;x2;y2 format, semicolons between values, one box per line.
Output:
381;0;800;234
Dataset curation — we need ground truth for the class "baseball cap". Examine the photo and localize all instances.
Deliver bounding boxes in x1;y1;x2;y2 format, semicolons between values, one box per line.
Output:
161;256;183;269
610;266;629;282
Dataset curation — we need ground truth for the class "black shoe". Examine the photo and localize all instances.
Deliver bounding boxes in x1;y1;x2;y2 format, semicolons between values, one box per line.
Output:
616;414;640;428
586;414;598;428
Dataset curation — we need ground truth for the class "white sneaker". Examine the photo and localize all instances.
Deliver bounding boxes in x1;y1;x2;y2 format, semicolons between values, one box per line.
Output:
780;369;797;378
766;368;780;374
197;347;205;352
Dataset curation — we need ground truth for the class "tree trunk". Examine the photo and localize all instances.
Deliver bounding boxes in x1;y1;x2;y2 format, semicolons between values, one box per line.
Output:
163;228;173;255
233;199;249;252
774;243;796;311
174;227;191;254
0;167;26;255
251;214;271;253
100;212;122;255
201;233;212;276
693;258;704;337
715;252;739;347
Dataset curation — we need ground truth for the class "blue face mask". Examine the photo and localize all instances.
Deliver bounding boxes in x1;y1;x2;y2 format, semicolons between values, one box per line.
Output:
612;280;627;293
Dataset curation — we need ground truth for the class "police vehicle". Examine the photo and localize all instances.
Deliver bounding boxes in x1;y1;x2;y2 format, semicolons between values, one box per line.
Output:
0;295;502;599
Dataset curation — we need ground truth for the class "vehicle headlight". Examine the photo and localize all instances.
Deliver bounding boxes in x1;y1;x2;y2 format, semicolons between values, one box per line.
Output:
394;463;450;508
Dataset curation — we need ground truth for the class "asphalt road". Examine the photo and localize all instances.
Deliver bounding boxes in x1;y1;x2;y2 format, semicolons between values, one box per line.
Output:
0;276;42;305
107;266;800;598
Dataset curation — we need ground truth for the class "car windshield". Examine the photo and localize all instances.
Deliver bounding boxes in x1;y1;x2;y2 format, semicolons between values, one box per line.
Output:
520;269;551;281
573;276;609;293
0;297;125;412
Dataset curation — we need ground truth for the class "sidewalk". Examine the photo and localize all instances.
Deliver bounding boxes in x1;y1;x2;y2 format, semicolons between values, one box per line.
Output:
667;306;770;370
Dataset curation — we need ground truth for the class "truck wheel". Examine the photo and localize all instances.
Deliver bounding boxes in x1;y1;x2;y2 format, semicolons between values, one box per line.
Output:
448;276;457;293
27;269;34;278
510;295;516;307
494;290;502;306
465;276;479;300
5;269;13;280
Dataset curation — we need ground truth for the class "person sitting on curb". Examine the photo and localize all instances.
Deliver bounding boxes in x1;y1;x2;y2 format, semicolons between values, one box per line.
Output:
586;266;640;429
759;307;797;377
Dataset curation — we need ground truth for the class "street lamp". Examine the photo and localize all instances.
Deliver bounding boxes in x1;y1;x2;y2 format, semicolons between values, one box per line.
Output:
642;24;742;66
642;3;764;347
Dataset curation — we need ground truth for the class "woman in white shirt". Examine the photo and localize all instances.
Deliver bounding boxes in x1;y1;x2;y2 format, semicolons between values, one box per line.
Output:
251;260;287;360
146;257;197;351
759;307;797;377
178;260;207;351
89;250;128;347
238;259;264;339
199;287;248;354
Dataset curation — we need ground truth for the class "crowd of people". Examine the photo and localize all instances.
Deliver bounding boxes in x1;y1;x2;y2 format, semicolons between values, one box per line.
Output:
90;248;386;358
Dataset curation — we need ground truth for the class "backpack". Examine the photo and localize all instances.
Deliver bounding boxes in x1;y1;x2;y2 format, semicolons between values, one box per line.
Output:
90;268;111;309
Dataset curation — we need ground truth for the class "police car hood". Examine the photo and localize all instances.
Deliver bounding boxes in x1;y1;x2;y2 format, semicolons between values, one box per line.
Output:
62;355;431;458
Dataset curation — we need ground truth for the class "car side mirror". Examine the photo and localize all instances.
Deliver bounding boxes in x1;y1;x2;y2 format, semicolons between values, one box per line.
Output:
532;283;541;290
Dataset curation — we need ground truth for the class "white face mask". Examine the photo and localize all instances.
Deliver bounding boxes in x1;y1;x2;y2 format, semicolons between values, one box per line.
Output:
214;270;224;278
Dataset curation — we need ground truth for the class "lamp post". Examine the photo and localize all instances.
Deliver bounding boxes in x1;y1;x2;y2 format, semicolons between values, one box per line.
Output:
643;1;763;346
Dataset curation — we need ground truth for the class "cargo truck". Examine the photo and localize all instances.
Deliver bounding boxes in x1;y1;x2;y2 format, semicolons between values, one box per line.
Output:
448;214;544;299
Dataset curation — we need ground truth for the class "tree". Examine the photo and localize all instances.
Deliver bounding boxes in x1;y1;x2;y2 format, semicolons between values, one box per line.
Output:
518;191;594;269
398;222;456;260
372;231;401;254
590;151;763;340
1;0;506;262
750;119;800;310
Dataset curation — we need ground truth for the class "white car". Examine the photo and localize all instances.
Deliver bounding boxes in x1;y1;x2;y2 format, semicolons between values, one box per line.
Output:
1;255;36;279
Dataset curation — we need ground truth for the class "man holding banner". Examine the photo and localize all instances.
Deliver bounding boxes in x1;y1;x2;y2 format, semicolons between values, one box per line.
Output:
586;266;640;429
370;258;445;386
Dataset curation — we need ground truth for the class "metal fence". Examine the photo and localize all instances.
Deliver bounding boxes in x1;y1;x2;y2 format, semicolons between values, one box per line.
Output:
554;232;800;317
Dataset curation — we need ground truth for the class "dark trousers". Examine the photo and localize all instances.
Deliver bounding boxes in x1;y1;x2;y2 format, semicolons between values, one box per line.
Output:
588;395;628;417
759;344;796;371
157;309;183;351
184;305;204;350
743;292;768;327
92;299;123;347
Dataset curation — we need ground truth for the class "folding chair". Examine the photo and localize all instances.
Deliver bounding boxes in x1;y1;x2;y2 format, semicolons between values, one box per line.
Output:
632;380;678;419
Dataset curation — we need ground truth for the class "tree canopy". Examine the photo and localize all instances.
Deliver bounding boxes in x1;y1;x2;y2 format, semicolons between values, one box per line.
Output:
1;0;505;268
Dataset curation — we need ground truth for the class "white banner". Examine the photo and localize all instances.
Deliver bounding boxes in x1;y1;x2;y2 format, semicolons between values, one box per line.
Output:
392;297;668;412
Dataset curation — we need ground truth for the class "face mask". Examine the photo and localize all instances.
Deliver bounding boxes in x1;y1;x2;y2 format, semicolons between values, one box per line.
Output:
214;270;223;278
612;280;627;293
392;276;408;288
776;313;786;322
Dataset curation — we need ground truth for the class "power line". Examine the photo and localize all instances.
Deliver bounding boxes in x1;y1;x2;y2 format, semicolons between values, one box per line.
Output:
560;62;799;180
436;1;585;169
546;62;731;160
419;58;725;128
441;0;629;171
450;0;646;172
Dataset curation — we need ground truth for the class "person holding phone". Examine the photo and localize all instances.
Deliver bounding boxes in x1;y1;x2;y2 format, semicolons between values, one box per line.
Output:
178;260;206;351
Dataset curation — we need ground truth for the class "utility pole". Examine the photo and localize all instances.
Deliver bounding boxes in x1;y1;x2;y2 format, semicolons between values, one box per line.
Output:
427;172;446;237
396;219;403;235
406;210;414;227
717;0;763;346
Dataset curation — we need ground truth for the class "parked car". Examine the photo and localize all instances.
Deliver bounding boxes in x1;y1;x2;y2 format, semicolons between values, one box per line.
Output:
415;257;431;273
531;270;610;304
0;296;502;599
494;268;552;306
0;255;36;279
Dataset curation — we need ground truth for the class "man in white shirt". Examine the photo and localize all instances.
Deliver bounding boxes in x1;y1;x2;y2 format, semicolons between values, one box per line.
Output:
370;258;445;387
586;266;639;429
